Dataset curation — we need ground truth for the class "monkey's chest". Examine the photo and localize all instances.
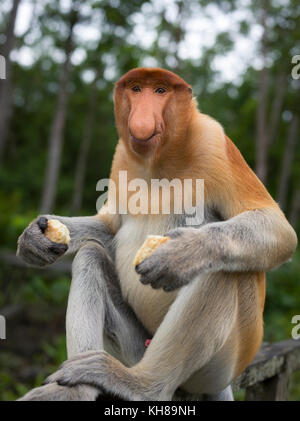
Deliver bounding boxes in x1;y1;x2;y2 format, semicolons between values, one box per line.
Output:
114;215;178;334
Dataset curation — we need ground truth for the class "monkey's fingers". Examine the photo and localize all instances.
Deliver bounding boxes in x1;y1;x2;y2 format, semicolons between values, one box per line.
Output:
44;354;104;388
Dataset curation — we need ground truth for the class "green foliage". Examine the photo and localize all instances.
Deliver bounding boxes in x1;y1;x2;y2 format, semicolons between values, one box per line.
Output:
0;0;299;401
0;261;70;400
264;250;300;342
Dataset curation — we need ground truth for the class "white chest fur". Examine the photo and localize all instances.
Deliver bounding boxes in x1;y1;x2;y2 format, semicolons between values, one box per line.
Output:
114;214;178;334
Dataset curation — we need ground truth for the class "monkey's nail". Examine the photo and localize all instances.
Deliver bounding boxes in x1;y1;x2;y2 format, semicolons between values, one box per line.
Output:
37;216;48;233
44;219;71;245
133;235;170;267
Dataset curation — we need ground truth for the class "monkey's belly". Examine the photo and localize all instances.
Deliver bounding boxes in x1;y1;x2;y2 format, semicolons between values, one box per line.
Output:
114;215;178;334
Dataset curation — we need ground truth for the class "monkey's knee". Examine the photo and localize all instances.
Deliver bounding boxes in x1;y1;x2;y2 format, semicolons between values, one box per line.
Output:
74;240;113;265
72;240;117;286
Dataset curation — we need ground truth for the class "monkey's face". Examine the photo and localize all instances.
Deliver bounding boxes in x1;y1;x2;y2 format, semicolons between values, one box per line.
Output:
114;68;193;160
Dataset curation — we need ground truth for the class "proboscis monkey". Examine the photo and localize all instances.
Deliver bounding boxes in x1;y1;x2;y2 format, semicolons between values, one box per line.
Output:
17;68;297;401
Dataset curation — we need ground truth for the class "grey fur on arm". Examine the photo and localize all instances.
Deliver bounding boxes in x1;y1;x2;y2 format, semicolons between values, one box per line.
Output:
201;208;298;272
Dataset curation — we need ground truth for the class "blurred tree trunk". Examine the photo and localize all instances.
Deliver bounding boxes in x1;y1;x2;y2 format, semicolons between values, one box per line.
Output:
156;0;186;71
277;115;299;211
40;8;79;214
70;74;100;214
255;0;269;184
171;0;184;71
267;71;286;146
0;0;21;168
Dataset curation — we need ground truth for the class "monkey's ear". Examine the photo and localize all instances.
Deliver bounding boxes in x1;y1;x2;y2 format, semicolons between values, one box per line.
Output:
188;87;193;96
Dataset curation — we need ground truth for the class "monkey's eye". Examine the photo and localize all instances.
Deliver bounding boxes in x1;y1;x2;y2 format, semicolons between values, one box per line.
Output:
155;87;166;94
131;85;141;92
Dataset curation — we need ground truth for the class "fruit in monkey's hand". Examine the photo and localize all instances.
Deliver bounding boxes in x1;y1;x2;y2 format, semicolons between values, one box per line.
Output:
133;235;170;266
44;219;71;245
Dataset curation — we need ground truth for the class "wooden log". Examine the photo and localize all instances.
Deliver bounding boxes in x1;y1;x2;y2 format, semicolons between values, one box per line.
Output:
245;371;290;401
233;340;300;400
233;340;300;391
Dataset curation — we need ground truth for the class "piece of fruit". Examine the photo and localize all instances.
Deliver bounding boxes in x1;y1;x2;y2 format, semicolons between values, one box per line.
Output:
133;235;170;266
45;219;71;245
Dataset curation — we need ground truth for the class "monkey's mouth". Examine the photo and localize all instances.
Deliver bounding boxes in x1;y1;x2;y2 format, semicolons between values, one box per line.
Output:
129;132;161;156
130;132;160;144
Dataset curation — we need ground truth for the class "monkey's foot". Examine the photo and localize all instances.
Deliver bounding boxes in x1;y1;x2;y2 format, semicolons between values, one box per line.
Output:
18;383;99;401
44;351;149;401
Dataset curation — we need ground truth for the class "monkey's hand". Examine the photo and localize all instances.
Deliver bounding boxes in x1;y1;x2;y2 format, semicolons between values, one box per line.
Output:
44;351;148;400
135;227;227;291
17;216;68;267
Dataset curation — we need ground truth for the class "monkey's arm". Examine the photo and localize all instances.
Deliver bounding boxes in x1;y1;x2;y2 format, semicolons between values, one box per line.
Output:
136;207;297;291
136;136;297;291
201;207;297;272
17;214;115;267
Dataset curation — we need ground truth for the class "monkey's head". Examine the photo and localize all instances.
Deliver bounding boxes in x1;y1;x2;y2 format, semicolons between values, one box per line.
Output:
114;68;194;160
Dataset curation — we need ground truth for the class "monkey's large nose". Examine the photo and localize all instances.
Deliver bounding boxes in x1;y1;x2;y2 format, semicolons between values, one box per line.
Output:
129;113;156;142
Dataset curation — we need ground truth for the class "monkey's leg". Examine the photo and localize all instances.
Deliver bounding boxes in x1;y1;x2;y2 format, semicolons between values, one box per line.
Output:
66;240;150;364
203;386;234;401
19;241;149;401
17;382;99;401
44;272;244;401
